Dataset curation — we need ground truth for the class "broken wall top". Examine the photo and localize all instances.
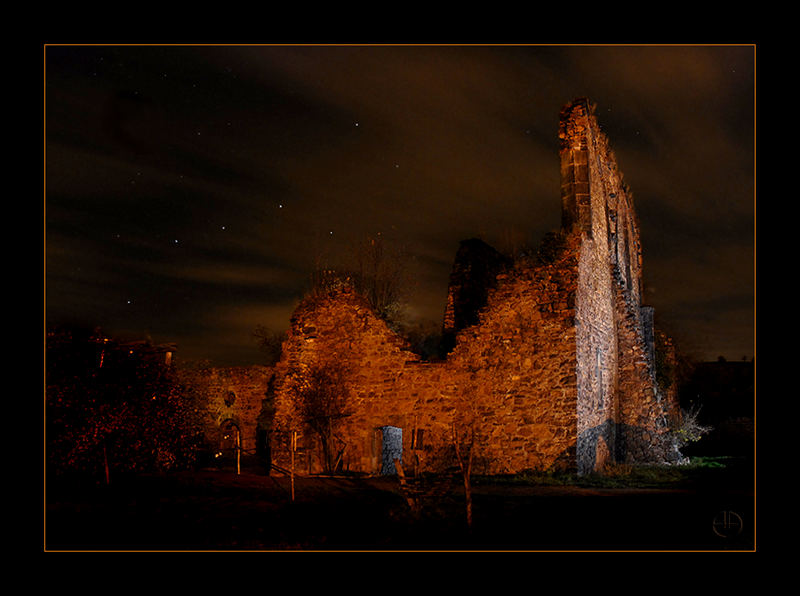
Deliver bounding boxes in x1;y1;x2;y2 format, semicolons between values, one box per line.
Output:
559;98;644;305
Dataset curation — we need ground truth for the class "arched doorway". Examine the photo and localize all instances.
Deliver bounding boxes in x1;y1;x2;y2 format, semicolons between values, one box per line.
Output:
219;419;240;452
219;419;242;474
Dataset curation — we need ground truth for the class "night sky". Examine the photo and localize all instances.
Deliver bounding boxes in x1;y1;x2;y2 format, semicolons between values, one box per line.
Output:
44;44;756;366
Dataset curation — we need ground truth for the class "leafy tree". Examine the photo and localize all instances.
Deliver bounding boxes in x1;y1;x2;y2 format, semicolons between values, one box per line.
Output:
46;326;205;482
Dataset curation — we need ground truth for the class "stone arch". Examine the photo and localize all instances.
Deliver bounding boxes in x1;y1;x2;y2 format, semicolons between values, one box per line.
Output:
219;419;241;452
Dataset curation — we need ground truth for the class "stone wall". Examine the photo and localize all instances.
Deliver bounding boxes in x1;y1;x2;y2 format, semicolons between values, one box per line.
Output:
267;98;682;477
615;287;681;464
271;232;582;476
442;238;512;353
193;366;273;456
444;238;581;473
560;98;680;470
560;101;620;474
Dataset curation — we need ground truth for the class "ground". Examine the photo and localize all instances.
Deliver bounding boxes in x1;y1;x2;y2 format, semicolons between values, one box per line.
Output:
44;457;755;551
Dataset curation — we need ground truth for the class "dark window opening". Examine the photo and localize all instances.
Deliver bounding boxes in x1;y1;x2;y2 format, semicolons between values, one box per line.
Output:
224;391;236;407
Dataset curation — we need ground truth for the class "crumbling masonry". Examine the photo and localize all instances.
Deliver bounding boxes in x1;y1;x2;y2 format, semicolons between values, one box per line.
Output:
263;99;683;476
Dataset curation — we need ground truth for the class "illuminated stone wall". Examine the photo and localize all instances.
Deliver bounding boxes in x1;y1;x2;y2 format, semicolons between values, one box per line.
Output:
560;100;619;474
194;366;273;456
560;99;680;472
266;98;681;476
271;234;581;476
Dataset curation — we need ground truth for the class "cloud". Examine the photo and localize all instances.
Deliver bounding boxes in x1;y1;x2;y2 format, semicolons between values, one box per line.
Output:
166;300;300;365
44;45;756;364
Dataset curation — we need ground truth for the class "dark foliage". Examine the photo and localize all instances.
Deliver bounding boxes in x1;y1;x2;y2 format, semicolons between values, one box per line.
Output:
252;325;286;366
534;230;568;265
46;326;206;481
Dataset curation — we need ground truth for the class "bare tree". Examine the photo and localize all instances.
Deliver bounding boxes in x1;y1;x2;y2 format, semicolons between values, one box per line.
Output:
450;386;482;530
293;359;352;474
352;234;410;324
308;234;411;329
452;419;475;529
253;325;286;366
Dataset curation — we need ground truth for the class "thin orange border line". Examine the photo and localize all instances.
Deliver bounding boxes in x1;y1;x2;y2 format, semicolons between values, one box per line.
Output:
41;42;757;48
752;42;757;553
41;41;758;554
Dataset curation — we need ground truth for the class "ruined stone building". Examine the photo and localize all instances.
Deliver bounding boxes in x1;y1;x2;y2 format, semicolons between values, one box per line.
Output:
248;98;683;477
192;365;274;465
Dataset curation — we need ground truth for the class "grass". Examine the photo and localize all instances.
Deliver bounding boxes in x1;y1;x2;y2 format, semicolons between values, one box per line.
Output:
474;456;742;490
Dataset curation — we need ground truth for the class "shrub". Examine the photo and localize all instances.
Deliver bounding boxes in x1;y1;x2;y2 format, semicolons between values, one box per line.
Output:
672;404;713;448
